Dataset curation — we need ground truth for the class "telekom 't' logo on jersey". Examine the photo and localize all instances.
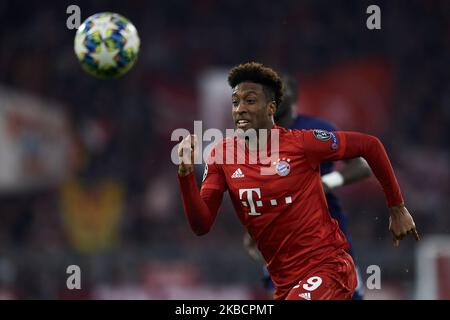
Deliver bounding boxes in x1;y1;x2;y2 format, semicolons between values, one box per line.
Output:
239;188;293;216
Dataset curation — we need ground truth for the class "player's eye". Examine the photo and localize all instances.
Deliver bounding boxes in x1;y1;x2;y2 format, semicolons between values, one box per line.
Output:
232;100;239;107
246;99;255;104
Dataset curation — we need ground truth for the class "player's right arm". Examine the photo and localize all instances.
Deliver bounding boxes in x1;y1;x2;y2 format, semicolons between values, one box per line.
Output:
177;135;225;236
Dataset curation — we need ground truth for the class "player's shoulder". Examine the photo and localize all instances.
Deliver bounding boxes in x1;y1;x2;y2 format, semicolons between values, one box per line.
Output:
276;125;305;137
293;114;338;132
279;125;338;150
275;125;308;146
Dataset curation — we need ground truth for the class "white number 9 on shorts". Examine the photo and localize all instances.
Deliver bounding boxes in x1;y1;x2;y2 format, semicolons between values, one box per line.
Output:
302;276;323;291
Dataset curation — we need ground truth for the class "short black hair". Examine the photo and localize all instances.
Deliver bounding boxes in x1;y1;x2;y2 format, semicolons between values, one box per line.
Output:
228;62;284;107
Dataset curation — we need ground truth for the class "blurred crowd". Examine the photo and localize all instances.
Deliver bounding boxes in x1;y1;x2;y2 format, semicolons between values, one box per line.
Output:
0;0;448;299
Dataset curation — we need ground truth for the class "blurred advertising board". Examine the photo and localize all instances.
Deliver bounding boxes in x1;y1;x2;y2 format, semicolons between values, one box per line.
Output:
0;86;70;192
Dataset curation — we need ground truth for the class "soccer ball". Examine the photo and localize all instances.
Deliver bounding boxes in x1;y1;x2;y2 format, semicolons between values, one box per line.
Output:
74;12;140;78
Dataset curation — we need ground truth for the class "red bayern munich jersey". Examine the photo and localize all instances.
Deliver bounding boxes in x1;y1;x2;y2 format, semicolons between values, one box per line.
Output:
202;126;350;297
179;125;403;299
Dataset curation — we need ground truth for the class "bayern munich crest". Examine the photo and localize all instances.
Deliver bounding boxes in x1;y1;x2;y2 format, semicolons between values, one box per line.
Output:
275;159;291;176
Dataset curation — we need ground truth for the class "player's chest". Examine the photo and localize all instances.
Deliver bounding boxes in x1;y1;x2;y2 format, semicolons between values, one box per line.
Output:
223;152;314;212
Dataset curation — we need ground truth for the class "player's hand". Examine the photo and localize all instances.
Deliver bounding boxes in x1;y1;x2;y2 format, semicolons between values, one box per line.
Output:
388;204;420;247
178;134;197;177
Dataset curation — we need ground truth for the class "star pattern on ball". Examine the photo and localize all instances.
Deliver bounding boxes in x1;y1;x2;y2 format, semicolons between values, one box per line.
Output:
89;15;118;39
122;25;140;50
90;42;120;68
74;13;140;78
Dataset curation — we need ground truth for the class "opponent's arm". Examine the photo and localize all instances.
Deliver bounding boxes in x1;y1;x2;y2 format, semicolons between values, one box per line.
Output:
322;157;372;193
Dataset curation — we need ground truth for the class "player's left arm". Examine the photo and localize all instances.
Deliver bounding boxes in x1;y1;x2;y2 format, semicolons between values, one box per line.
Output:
301;130;420;247
317;122;372;193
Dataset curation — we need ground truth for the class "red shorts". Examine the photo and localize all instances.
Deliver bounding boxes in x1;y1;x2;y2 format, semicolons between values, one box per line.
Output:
284;251;357;300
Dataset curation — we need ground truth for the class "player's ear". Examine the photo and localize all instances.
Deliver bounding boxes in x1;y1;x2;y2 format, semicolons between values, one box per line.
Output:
267;101;276;117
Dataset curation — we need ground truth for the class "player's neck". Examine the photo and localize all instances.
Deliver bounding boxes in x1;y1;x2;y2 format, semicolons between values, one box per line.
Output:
245;123;275;151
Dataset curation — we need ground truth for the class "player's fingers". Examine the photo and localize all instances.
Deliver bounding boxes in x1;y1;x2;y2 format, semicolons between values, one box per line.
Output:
391;231;400;247
178;135;194;164
393;237;400;247
412;228;421;241
406;227;419;237
178;144;184;158
395;232;405;240
178;135;191;155
191;134;199;162
187;135;196;153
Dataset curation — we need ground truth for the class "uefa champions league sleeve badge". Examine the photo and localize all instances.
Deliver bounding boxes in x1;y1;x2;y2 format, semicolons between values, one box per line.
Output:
313;129;339;150
313;129;331;141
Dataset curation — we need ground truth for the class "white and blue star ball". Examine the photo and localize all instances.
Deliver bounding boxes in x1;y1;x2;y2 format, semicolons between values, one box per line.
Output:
74;12;140;78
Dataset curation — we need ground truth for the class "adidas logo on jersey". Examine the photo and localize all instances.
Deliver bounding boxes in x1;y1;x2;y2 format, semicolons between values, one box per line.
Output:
231;168;245;178
298;292;311;300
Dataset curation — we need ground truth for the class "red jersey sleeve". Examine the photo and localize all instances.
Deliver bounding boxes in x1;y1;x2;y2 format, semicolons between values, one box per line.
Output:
201;147;227;193
299;129;403;207
177;147;226;235
300;129;347;170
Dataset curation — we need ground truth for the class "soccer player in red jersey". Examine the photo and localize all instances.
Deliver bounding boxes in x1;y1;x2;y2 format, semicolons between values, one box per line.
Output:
177;62;420;300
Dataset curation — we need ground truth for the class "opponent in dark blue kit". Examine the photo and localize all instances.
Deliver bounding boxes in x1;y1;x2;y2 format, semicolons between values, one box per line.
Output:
244;75;371;300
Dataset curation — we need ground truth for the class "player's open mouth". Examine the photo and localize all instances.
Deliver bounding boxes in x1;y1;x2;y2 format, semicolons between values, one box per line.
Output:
236;119;250;129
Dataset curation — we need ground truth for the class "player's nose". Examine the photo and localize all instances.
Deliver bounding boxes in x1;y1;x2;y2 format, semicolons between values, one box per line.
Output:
234;102;249;115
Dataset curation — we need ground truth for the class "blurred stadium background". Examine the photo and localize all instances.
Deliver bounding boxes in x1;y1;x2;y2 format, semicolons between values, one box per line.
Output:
0;0;449;299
